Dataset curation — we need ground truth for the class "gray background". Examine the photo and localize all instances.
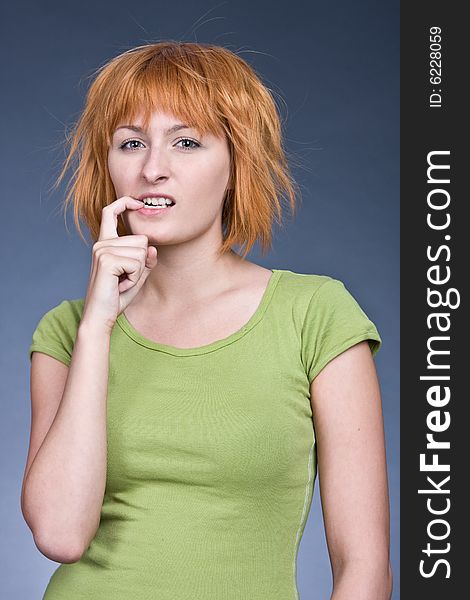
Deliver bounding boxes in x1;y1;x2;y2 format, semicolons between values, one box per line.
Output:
1;0;399;598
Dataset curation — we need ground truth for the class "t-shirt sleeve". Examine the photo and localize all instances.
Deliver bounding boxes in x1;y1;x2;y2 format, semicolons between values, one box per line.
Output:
29;300;82;367
301;278;382;384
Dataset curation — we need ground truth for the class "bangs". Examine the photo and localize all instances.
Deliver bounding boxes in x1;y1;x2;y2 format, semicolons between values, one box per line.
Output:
93;45;228;145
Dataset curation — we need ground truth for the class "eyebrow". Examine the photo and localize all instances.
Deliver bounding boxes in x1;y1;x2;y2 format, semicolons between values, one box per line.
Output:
114;123;193;136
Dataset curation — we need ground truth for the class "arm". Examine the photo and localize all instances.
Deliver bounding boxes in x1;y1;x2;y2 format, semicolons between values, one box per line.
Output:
310;341;393;600
21;320;111;563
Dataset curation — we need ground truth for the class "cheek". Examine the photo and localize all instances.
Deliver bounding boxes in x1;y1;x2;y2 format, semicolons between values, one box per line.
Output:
108;152;132;190
107;154;118;184
194;157;231;197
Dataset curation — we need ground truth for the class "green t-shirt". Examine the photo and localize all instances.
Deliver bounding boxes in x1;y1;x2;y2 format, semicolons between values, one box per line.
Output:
29;269;381;600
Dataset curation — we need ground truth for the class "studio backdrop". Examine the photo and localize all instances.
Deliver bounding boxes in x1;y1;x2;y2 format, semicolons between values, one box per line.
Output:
0;1;399;598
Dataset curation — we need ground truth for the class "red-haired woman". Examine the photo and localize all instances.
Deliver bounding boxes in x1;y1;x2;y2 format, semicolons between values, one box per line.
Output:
22;42;392;600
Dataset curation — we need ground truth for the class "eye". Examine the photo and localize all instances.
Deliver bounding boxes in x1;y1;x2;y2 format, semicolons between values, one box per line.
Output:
175;138;200;151
119;139;145;151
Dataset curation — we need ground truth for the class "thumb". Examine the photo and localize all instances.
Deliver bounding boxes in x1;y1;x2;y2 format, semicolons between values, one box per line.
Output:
144;246;158;270
118;247;159;305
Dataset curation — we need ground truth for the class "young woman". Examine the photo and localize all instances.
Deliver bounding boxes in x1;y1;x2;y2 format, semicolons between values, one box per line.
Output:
22;42;393;599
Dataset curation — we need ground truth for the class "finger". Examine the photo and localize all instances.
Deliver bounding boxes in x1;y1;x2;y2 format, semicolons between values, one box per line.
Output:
98;196;144;241
94;246;147;261
120;248;158;295
94;235;150;250
145;246;158;269
110;256;145;291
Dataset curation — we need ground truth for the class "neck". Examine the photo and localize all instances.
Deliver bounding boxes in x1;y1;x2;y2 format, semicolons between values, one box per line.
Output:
137;244;246;307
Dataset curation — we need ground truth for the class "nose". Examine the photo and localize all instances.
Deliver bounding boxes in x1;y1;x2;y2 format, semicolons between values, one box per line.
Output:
140;145;170;184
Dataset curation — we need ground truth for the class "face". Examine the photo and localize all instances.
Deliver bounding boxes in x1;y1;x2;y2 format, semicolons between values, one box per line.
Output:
107;109;231;246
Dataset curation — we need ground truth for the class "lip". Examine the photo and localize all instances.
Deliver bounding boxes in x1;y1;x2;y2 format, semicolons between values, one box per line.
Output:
136;204;175;217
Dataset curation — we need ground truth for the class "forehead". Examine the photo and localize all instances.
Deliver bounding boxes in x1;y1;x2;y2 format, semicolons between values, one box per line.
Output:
114;110;195;133
110;110;229;147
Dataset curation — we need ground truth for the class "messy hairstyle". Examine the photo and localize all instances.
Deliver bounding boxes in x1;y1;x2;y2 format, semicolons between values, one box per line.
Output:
56;41;300;258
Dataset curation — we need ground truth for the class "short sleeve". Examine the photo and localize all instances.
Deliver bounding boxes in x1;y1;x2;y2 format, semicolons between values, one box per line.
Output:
301;278;382;384
29;300;82;367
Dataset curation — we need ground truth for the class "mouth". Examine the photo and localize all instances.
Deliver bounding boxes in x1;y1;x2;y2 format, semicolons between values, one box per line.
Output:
136;194;176;216
137;193;176;203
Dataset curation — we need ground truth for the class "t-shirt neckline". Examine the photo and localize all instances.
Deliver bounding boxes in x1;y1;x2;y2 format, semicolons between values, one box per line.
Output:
116;268;284;356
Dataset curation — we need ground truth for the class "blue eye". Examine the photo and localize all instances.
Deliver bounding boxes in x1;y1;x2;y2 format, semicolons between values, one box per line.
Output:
119;139;144;151
175;138;200;151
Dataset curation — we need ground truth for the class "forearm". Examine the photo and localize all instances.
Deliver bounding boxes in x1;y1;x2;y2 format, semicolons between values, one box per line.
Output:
22;320;111;562
330;558;393;600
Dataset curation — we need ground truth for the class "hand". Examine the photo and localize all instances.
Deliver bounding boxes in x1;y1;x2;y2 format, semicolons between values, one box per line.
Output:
81;196;158;332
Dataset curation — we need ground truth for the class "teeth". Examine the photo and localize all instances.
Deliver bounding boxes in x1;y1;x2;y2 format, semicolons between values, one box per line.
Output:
142;197;174;207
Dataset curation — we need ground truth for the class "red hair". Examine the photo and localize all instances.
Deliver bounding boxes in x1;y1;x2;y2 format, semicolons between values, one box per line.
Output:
56;41;300;257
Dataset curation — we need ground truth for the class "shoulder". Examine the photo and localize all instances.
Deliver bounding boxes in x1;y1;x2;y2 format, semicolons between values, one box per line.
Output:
271;270;353;339
283;270;382;383
275;269;340;305
29;298;85;365
39;297;85;324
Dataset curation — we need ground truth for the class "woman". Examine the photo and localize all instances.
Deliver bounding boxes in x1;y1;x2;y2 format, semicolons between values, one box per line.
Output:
22;41;393;599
